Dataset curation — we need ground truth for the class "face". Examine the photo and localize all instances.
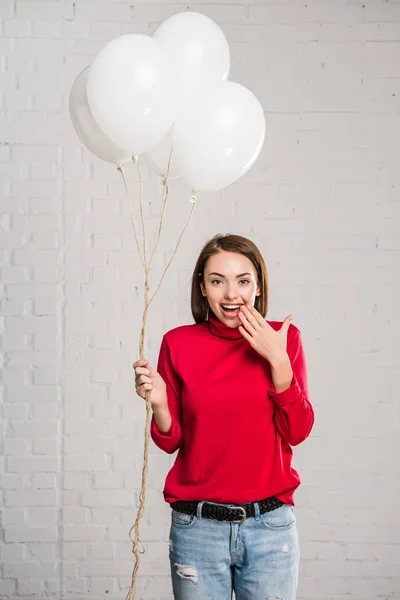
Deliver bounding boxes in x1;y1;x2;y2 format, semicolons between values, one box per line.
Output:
201;251;261;328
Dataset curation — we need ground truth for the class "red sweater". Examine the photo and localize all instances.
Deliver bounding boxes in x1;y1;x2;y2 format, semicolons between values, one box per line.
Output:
151;311;314;506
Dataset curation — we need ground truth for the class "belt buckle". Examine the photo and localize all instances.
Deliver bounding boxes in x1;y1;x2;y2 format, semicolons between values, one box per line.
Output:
230;505;246;524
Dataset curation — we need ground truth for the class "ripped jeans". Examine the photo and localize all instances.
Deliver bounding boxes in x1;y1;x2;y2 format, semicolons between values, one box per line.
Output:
169;502;299;600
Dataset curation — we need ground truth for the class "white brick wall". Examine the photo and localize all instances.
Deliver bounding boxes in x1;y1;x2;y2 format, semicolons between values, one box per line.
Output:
1;1;399;599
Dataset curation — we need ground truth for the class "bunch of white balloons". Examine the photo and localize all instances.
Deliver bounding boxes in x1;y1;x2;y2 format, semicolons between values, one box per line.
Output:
69;12;266;193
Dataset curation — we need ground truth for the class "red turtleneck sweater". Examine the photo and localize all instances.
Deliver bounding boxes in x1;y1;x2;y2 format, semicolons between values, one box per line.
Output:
151;312;314;505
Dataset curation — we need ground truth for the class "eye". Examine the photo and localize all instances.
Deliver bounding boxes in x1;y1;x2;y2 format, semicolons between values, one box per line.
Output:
211;279;223;285
239;279;250;285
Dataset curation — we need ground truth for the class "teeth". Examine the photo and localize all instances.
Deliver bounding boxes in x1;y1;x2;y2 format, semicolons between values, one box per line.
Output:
222;305;240;309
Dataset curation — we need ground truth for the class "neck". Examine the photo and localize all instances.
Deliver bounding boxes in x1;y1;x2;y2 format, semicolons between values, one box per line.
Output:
207;310;243;340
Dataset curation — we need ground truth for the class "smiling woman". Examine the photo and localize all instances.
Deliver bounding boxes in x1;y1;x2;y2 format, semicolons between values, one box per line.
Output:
133;233;314;600
200;250;260;322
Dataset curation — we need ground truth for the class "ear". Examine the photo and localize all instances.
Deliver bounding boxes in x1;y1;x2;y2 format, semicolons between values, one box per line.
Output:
200;282;207;297
256;285;261;297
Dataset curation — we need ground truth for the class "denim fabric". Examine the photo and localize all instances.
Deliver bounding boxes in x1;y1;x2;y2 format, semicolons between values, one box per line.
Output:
169;502;299;600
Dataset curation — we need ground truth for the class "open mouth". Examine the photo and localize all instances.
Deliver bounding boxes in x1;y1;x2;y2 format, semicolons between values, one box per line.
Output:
220;303;243;318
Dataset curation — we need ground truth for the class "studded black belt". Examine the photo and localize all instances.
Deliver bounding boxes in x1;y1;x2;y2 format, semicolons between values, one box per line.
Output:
171;497;284;524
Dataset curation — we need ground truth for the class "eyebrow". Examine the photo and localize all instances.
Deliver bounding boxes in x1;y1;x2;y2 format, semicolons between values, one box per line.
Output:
207;272;253;278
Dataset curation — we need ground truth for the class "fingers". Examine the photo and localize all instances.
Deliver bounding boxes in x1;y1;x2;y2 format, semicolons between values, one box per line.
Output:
238;325;253;343
133;361;155;380
138;382;153;391
137;374;152;385
133;360;161;403
136;382;153;399
281;314;293;334
133;360;156;374
239;298;265;327
133;359;149;369
135;367;150;377
239;305;260;331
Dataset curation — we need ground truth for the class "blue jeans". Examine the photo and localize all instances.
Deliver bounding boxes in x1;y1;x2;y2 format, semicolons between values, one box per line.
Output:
169;502;299;600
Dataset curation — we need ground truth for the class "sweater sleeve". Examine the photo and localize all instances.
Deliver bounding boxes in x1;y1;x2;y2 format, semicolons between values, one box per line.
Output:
269;327;314;446
150;335;183;454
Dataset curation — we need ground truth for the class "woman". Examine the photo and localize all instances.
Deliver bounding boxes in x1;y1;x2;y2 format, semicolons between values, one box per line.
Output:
134;234;314;600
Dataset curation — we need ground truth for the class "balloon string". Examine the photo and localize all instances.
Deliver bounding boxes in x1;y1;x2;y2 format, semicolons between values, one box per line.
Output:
133;155;148;272
117;165;145;271
148;192;197;309
147;146;173;274
119;160;197;600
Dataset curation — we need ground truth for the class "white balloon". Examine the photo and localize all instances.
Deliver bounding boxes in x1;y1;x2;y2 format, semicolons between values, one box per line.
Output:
144;128;180;179
87;34;177;155
172;81;266;192
153;12;230;98
69;67;131;165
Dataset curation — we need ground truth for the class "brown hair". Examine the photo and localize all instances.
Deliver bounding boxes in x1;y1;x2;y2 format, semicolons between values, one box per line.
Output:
191;234;269;323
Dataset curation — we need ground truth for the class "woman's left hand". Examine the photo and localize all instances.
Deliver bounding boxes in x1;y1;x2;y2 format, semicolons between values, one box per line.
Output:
238;302;292;367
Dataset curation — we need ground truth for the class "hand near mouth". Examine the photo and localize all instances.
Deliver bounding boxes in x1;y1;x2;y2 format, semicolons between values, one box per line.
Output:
237;299;292;367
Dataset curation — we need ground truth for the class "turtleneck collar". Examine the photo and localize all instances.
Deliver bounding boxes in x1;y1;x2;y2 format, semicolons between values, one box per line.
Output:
207;310;243;340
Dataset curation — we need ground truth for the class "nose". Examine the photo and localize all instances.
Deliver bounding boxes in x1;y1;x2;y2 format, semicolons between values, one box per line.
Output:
223;284;239;300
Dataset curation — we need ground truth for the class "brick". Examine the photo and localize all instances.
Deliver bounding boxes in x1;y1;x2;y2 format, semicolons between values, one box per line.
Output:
3;438;30;455
63;525;106;542
1;265;30;283
6;52;36;73
33;438;58;455
91;21;122;39
32;473;57;489
0;0;14;18
74;2;131;22
7;421;58;438
64;455;107;472
4;19;33;37
93;473;120;489
28;507;58;525
1;403;28;420
0;299;24;316
79;559;132;577
5;90;33;111
33;20;62;38
0;474;25;491
16;0;74;20
81;490;133;508
63;542;87;559
248;2;368;25
46;579;61;595
11;179;61;198
0;542;25;561
1;507;26;526
135;2;247;24
3;559;57;578
0;579;17;597
4;526;57;543
63;473;88;490
1;331;28;351
34;93;64;110
88;544;115;560
17;579;44;595
0;72;17;93
63;578;87;593
6;456;58;473
62;20;91;38
11;144;60;162
63;507;87;524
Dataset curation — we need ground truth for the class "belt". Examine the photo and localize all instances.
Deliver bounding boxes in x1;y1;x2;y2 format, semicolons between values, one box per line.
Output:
171;497;284;524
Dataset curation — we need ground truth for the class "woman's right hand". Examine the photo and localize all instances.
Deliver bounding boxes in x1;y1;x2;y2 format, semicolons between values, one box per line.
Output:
133;359;167;409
